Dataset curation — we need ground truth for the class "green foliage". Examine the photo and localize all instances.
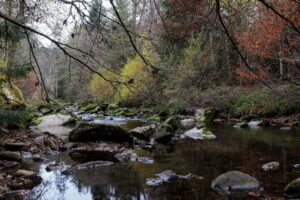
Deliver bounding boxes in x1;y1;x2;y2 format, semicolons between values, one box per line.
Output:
0;106;34;128
89;68;119;103
232;85;300;116
0;64;31;78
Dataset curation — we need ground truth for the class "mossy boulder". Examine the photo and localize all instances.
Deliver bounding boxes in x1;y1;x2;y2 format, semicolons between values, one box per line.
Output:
234;121;248;128
115;108;136;117
211;171;260;196
69;123;133;144
284;177;300;199
129;124;156;140
81;103;98;112
197;108;218;122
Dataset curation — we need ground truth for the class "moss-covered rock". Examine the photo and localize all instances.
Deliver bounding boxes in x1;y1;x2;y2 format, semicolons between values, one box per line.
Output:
197;108;218;122
69;123;133;144
234;121;248;128
129;124;156;140
146;115;160;122
82;103;98;112
284;178;300;199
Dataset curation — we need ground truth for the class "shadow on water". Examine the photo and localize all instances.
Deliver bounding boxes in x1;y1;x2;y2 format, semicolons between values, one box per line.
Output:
25;123;300;200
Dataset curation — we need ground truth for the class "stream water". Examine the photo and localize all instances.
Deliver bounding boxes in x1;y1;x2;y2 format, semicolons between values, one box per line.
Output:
25;122;300;200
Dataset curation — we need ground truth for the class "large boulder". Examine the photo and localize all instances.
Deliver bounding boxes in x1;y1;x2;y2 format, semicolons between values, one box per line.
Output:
69;123;133;144
32;114;73;136
211;171;260;196
284;178;300;199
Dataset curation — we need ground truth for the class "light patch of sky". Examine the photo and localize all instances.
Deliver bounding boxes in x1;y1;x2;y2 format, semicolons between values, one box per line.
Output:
32;0;111;47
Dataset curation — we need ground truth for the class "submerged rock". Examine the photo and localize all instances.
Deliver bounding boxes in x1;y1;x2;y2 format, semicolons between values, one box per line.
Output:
284;178;300;199
248;120;268;127
75;161;113;170
262;162;280;171
69;123;133;144
114;150;154;164
234;122;248;128
146;170;202;186
211;171;260;196
183;127;216;140
0;151;22;161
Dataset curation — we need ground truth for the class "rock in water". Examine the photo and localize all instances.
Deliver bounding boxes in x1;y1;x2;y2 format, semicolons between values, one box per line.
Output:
262;162;280;171
129;124;156;140
69;123;133;144
284;178;300;199
183;127;216;140
196;108;218;122
180;118;196;128
211;171;260;196
75;161;113;170
0;151;22;161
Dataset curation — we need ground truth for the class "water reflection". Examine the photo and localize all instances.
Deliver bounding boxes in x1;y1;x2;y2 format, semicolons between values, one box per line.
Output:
26;124;300;200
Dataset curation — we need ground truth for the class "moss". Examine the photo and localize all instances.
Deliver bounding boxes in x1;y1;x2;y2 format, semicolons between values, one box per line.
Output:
146;115;160;122
31;117;42;126
234;122;248;128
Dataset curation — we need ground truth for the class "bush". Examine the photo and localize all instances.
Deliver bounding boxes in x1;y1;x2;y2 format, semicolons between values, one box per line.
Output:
89;68;119;103
231;85;300;116
117;49;158;106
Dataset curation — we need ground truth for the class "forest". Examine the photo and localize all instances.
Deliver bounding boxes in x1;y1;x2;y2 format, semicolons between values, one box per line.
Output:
0;0;299;199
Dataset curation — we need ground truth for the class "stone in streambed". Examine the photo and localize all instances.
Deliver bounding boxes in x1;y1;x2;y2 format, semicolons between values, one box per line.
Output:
0;151;22;161
262;162;280;171
284;178;300;199
211;171;260;196
69;123;133;144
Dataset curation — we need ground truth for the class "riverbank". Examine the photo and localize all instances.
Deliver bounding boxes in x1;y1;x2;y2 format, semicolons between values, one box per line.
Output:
0;100;299;199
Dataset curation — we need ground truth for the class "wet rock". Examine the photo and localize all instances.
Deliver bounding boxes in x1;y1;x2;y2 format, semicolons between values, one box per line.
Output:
46;162;64;172
280;127;293;131
183;127;216;140
284;177;300;199
129;124;156;140
146;170;202;186
294;164;300;169
248;120;269;127
0;151;22;161
70;146;120;162
234;122;248;128
32;154;44;162
211;171;260;196
196;108;218;122
180;118;196;128
15;170;36;177
3;143;27;151
20;152;32;160
75;161;113;170
262;162;280;171
69;123;133;144
137;157;154;164
114;150;135;163
44;137;57;150
150;124;174;143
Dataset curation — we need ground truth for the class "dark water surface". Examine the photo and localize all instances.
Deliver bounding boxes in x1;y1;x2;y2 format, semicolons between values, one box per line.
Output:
25;123;300;200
